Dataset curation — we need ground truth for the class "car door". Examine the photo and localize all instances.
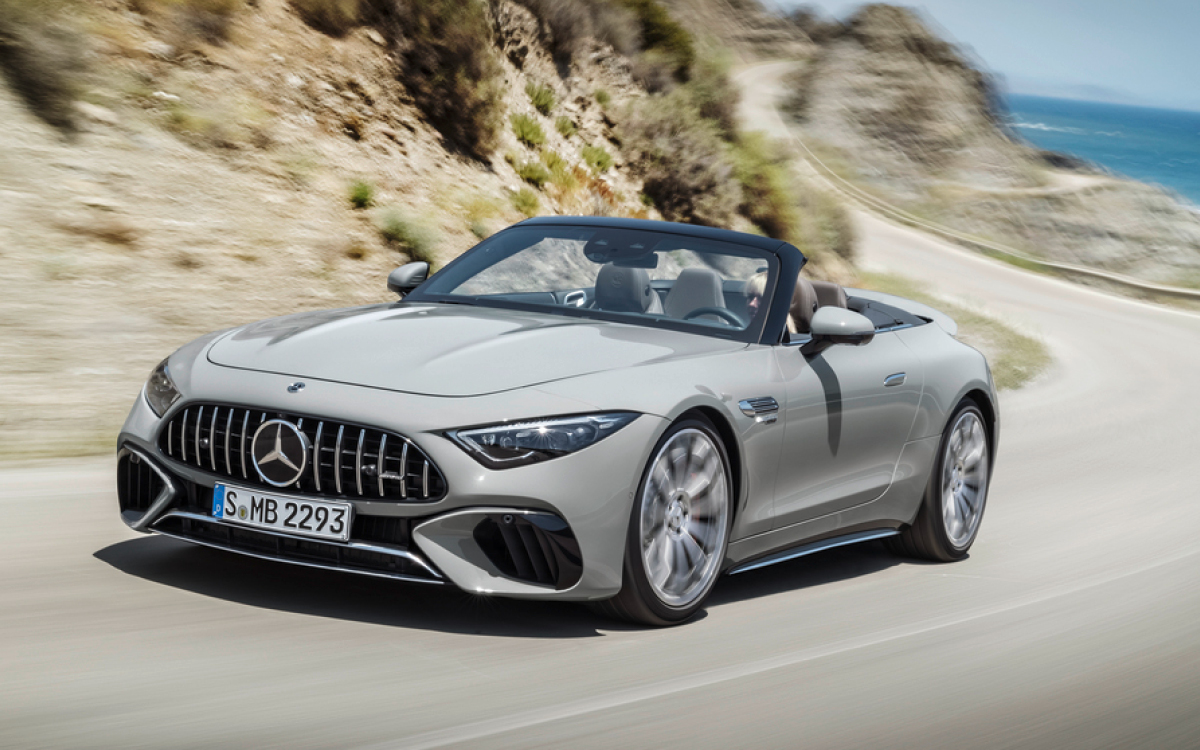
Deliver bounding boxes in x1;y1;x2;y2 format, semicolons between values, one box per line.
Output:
770;330;923;528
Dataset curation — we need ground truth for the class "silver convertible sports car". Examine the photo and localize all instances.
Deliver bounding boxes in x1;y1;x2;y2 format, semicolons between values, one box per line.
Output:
117;217;997;625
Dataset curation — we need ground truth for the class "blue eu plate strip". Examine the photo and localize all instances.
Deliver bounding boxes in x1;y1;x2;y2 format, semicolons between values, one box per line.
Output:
212;484;226;518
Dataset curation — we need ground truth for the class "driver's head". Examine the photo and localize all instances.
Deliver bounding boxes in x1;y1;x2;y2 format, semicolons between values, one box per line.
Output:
744;272;768;317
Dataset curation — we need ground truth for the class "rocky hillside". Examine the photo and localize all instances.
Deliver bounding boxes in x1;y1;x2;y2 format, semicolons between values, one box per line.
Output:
786;4;1200;287
0;0;855;458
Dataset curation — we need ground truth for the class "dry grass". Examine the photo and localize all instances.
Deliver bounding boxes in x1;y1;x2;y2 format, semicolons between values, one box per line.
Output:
861;271;1051;390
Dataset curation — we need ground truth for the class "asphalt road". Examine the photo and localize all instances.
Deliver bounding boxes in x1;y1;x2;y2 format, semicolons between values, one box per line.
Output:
4;63;1200;750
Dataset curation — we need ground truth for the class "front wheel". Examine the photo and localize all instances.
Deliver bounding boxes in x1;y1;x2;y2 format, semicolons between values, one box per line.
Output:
594;417;732;626
888;399;991;562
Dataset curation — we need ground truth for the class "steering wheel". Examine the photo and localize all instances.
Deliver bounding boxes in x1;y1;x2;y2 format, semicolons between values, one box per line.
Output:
683;306;746;327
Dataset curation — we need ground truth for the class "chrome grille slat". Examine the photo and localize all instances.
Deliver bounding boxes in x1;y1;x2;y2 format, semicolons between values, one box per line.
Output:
355;429;365;497
334;425;345;495
399;442;408;500
240;411;249;479
223;409;233;475
377;434;387;498
158;403;444;502
208;408;218;471
181;408;189;463
194;406;203;468
313;422;324;493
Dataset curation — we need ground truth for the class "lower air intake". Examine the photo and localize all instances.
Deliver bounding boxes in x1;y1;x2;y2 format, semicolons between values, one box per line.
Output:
472;512;583;590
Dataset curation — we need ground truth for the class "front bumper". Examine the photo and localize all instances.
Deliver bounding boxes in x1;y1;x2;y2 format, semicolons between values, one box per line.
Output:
117;372;667;601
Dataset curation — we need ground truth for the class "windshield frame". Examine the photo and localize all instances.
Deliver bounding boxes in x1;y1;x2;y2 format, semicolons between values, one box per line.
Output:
403;217;807;346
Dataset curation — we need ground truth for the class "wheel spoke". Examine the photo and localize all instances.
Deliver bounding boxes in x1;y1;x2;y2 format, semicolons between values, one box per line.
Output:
637;428;730;608
680;530;706;568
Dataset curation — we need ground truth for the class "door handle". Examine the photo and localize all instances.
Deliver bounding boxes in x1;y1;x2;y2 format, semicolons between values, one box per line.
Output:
884;373;906;387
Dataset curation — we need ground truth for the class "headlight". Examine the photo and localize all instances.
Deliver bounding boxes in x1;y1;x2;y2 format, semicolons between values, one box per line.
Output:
144;358;181;417
448;412;639;469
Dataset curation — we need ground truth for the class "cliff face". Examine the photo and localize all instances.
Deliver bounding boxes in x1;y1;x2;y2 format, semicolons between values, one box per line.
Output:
785;4;1200;286
791;4;1039;193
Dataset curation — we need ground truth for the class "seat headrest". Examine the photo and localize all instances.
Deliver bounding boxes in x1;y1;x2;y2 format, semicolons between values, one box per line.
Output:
790;277;820;334
594;264;656;313
809;280;848;309
664;267;725;319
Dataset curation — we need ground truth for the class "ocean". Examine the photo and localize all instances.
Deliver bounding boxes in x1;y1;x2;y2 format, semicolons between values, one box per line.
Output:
1003;94;1200;206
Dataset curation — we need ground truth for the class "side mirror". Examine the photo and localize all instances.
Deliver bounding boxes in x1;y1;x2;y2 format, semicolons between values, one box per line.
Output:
387;262;429;298
808;307;875;349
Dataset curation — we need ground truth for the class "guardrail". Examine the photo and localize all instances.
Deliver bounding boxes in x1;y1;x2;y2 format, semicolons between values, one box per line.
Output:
759;75;1200;303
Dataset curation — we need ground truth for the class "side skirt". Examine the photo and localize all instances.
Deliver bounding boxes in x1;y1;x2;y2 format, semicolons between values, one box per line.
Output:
727;528;899;576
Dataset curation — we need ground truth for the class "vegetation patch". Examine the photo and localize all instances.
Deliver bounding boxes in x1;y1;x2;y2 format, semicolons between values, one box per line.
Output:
0;0;85;131
391;0;504;158
730;132;797;240
525;81;556;115
542;151;579;191
291;0;359;35
582;144;613;174
510;113;546;147
348;179;375;209
374;207;439;265
512;0;639;61
511;187;540;217
513;158;551;188
555;116;577;138
594;89;611;108
861;272;1051;390
618;0;694;79
621;91;740;226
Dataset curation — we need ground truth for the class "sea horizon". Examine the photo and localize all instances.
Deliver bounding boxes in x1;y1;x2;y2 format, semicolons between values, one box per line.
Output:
1001;93;1200;206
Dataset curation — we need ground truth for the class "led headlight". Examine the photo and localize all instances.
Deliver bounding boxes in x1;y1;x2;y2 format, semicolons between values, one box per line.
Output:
144;358;181;417
448;412;639;469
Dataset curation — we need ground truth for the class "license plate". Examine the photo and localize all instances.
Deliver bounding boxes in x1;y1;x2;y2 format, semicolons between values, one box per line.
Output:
212;483;353;542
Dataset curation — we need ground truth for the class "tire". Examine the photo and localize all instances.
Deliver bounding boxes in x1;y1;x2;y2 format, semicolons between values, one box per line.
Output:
593;417;733;626
887;399;991;562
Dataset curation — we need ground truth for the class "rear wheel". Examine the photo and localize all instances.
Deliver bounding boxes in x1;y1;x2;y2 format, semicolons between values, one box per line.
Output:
888;399;990;562
594;417;732;626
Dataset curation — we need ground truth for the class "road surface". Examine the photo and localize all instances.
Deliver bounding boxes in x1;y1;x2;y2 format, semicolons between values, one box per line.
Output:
3;62;1199;750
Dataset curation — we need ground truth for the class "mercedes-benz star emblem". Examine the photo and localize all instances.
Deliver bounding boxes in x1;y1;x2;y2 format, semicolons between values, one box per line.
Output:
251;419;310;487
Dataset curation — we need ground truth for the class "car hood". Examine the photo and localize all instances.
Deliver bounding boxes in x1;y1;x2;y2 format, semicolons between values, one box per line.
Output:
206;303;746;397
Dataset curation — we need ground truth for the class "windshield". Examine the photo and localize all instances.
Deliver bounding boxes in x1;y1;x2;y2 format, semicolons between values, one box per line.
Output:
410;225;780;342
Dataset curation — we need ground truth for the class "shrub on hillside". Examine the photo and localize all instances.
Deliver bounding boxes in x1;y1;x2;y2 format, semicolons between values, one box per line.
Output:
542;150;579;191
594;89;612;108
0;0;84;131
348;178;375;209
526;81;556;115
618;0;693;78
374;207;438;264
292;0;359;35
684;50;738;140
582;144;613;173
511;187;540;217
555;116;577;138
730;132;798;240
513;0;640;61
391;0;505;158
510;113;546;147
622;92;741;226
514;159;551;188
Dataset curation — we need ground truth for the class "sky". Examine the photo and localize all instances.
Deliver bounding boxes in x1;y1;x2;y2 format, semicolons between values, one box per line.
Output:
770;0;1200;112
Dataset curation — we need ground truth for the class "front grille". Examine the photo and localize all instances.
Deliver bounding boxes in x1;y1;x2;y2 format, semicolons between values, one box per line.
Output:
151;513;441;583
157;403;446;502
472;512;583;590
118;451;166;514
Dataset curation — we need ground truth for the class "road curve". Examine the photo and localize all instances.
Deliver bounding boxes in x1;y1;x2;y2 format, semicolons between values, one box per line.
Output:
4;63;1200;750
